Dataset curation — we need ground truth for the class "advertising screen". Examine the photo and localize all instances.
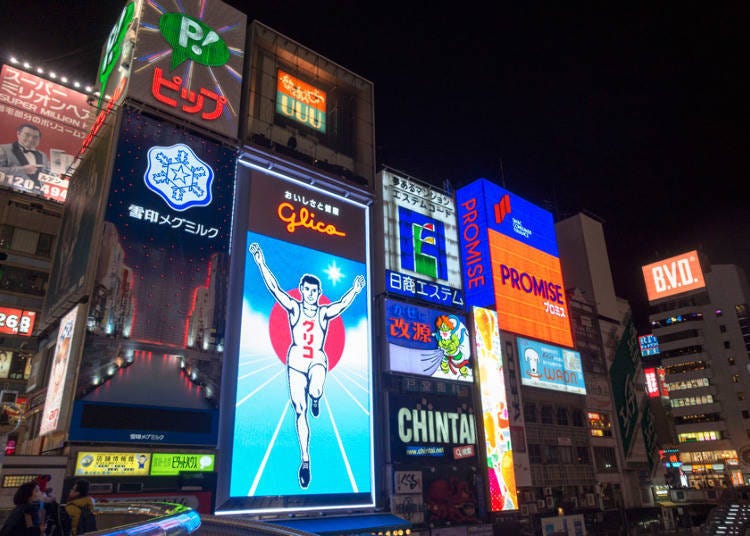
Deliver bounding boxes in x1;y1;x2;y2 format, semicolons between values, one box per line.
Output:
385;298;472;382
67;107;235;445
382;170;463;309
639;334;660;356
40;304;84;436
472;307;517;511
276;70;327;133
222;165;373;513
456;179;573;348
150;453;215;476
74;452;151;476
643;368;659;398
0;64;92;202
642;250;705;302
0;307;36;337
516;336;586;395
127;0;246;138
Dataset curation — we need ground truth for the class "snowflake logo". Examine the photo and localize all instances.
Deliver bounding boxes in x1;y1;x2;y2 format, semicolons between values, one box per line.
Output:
144;143;214;211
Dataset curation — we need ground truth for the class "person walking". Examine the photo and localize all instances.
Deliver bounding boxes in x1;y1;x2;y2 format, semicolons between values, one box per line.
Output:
64;481;95;536
0;481;46;536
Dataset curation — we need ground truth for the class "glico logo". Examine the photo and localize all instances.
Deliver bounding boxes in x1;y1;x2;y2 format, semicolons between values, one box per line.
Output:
398;206;447;280
144;144;214;212
500;264;564;304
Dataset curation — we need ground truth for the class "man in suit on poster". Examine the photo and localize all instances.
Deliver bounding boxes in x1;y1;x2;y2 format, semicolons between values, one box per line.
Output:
0;123;49;193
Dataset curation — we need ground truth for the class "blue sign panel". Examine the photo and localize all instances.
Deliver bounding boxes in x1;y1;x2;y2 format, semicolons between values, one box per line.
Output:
385;270;464;309
516;336;586;395
455;181;494;308
385;298;473;382
639;334;660;357
398;206;448;281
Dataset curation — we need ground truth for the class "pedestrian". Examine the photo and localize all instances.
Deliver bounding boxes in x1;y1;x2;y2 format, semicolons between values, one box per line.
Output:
64;481;95;536
0;481;46;536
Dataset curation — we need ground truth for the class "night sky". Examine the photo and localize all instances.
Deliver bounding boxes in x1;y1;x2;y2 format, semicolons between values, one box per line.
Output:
2;2;747;332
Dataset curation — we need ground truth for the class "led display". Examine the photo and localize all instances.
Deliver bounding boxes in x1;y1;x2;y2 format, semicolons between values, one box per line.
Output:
642;250;705;302
0;307;36;337
381;170;463;308
456;179;573;348
385;298;472;382
276;70;327;133
639;334;660;356
472;307;517;511
517;336;586;395
150;453;215;476
74;452;151;476
127;0;246;138
222;165;373;514
643;368;659;398
0;64;92;202
68;108;234;445
40;304;83;436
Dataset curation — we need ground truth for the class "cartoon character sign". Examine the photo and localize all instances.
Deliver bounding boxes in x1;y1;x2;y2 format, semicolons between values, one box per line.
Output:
433;314;471;378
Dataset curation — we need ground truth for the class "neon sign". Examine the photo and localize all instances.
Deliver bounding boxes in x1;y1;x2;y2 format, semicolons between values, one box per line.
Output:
276;70;326;133
159;13;230;69
277;202;346;237
151;67;227;120
144;143;214;211
517;336;586;395
97;2;135;108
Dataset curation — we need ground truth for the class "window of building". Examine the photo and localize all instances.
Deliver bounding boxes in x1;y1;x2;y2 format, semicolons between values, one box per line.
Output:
528;444;542;464
720;325;727;333
671;395;715;408
729;356;736;366
0;265;48;296
678;431;722;443
739;392;745;401
593;447;618;472
524;402;537;423
541;405;554;425
732;374;741;384
557;407;569;426
576;446;590;464
559;445;573;464
544;444;559;464
743;410;750;419
667;377;710;391
572;409;584;427
588;412;612;437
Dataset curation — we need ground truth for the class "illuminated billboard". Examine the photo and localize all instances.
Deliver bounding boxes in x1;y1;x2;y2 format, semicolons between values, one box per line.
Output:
150;453;215;476
516;336;586;395
456;179;573;348
643;368;659;398
276;70;327;133
74;452;151;476
0;307;36;337
0;350;30;380
0;64;92;202
126;0;246;138
40;304;85;436
642;250;705;302
220;164;373;513
381;170;463;309
385;298;472;382
68;108;235;445
473;307;517;511
639;334;660;357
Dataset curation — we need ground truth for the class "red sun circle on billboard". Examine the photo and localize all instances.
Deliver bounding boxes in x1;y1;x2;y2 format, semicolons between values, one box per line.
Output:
268;289;346;370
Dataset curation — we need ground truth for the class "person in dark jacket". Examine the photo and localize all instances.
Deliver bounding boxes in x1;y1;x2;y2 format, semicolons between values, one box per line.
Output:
0;481;46;536
64;480;95;536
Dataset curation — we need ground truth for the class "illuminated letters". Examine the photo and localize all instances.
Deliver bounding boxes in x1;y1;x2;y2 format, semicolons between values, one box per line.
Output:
459;198;485;289
277;202;346;237
499;264;564;304
397;407;476;445
652;258;696;293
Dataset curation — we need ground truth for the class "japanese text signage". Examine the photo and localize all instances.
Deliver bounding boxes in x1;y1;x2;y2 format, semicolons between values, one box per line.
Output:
642;250;705;302
0;307;36;336
639;334;660;357
276;70;327;133
75;452;151;476
385;298;473;382
643;368;659;398
68;108;234;446
473;307;517;511
224;164;373;513
389;392;477;463
610;318;640;456
381;170;463;308
517;337;586;395
0;64;92;202
150;453;215;476
456;179;573;348
127;0;246;138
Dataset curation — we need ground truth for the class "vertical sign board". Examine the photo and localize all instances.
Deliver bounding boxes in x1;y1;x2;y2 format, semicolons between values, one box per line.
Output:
127;0;246;138
610;318;640;456
67;108;234;445
516;337;586;395
456;179;573;348
221;165;373;513
472;307;517;512
0;64;92;202
385;298;473;382
40;304;85;436
638;334;660;357
381;170;463;309
642;250;705;302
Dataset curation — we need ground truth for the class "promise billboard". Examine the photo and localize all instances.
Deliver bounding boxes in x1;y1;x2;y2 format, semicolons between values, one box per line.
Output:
220;164;374;514
642;250;705;302
456;179;573;348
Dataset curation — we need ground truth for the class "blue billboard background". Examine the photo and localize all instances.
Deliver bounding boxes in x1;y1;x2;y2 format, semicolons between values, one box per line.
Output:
516;336;586;395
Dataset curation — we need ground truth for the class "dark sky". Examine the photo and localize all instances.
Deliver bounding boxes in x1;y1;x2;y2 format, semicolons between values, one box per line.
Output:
3;2;748;332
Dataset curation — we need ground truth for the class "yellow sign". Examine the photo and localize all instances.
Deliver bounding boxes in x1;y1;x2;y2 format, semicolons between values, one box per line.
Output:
74;452;151;476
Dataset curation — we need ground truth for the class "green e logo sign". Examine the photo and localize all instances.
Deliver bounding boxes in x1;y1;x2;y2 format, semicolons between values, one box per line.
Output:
159;13;230;69
98;2;135;108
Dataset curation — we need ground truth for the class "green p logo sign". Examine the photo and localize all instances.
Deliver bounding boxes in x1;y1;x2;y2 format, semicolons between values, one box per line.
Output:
159;13;230;69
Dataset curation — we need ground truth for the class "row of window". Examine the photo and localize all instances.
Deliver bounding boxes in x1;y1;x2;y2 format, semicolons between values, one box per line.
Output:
527;444;618;472
667;377;710;391
524;403;585;427
0;224;55;258
678;431;722;443
665;360;708;375
671;395;715;408
651;312;704;328
679;450;737;464
0;265;47;296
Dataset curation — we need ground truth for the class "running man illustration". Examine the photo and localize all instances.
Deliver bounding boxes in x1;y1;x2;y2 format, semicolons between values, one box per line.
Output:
249;242;366;489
